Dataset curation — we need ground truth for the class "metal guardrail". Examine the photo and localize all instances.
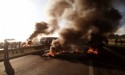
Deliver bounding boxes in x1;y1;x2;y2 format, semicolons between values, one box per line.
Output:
0;45;50;62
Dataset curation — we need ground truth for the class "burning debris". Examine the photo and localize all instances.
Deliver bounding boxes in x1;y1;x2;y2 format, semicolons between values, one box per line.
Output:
28;0;122;57
46;39;65;57
22;40;33;47
87;33;108;55
24;22;50;46
46;0;121;56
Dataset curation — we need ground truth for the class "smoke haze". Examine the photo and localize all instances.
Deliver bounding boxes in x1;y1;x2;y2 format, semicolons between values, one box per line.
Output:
29;0;123;49
45;0;122;47
29;22;48;40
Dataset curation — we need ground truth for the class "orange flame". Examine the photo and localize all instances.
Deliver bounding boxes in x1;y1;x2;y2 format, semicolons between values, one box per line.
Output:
47;49;56;57
22;40;32;47
87;47;98;55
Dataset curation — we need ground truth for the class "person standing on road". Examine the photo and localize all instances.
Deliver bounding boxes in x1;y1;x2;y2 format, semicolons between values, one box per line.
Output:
4;40;15;75
115;38;118;46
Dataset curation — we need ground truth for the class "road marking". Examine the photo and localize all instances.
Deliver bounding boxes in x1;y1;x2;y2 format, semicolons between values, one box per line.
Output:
89;60;94;75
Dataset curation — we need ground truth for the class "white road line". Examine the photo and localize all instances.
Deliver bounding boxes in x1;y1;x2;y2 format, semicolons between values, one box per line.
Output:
89;60;94;75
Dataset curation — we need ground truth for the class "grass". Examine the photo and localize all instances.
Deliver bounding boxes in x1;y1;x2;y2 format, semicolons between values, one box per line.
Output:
108;39;125;47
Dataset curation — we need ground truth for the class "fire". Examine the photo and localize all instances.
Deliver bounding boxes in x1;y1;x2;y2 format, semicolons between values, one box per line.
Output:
46;46;57;57
47;49;56;57
22;40;32;47
46;46;64;57
87;47;98;55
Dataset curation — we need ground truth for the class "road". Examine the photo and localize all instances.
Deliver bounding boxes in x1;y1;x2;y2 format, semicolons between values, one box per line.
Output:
0;55;89;75
0;47;125;75
92;47;125;75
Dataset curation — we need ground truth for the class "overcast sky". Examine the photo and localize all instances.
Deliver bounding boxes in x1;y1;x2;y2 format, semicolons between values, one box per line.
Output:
112;0;125;35
0;0;49;41
0;0;124;42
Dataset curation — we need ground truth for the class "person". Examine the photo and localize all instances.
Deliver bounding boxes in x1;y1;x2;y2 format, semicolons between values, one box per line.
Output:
4;40;15;75
115;38;118;46
103;36;108;46
120;39;123;46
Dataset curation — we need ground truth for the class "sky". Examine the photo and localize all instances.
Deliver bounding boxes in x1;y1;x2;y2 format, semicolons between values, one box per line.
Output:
0;0;49;42
112;0;125;35
0;0;124;42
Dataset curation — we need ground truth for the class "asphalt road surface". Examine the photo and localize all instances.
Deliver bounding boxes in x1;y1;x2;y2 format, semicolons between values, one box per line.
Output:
0;55;89;75
0;47;125;75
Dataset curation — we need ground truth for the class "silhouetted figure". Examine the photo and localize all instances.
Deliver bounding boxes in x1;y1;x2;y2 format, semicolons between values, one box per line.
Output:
18;42;21;48
4;40;15;75
123;40;125;45
115;38;118;46
120;39;123;46
104;37;108;46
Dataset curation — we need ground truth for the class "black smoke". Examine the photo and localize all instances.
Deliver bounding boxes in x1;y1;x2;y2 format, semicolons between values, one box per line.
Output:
29;22;48;40
47;0;122;50
28;0;122;50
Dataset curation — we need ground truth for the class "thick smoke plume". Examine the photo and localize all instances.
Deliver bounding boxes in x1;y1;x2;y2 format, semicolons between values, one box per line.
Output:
29;22;49;40
112;0;125;34
46;0;122;50
29;0;122;50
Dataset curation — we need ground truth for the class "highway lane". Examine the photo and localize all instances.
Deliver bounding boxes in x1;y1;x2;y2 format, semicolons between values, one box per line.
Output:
0;46;125;75
92;46;125;75
0;55;89;75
